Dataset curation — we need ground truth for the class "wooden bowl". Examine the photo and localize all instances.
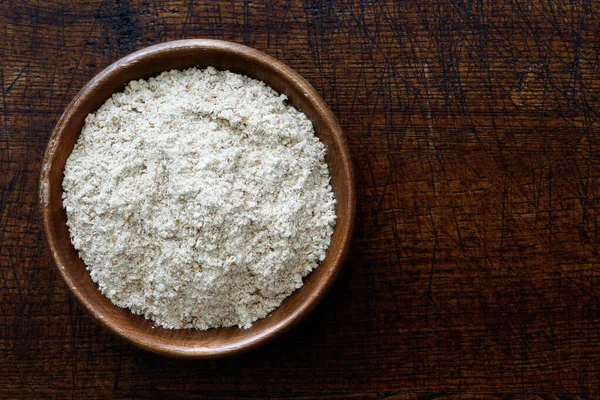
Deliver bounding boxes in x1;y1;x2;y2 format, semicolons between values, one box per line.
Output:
39;39;355;358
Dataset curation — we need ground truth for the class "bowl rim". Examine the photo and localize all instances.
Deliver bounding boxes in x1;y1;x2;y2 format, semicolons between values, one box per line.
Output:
39;39;355;358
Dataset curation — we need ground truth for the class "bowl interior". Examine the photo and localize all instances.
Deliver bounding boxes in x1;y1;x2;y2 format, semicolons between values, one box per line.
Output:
41;40;354;358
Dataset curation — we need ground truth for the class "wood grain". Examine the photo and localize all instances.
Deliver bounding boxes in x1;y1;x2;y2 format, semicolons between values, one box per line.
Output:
2;0;600;397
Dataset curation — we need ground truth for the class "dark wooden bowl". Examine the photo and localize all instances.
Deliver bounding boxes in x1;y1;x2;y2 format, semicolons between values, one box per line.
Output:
39;39;355;358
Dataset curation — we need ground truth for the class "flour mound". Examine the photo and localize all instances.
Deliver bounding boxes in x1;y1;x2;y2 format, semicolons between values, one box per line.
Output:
62;67;336;329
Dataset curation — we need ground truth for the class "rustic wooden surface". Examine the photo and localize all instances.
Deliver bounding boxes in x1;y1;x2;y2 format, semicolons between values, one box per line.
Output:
2;0;600;397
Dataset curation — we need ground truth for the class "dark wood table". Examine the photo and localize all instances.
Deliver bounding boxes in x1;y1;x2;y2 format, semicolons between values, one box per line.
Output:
3;0;600;397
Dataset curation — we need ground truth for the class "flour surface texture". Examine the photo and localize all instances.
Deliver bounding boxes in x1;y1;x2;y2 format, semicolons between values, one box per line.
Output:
62;67;336;329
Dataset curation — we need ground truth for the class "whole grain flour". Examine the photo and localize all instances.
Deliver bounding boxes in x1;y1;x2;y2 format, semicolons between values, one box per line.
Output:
62;67;336;329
